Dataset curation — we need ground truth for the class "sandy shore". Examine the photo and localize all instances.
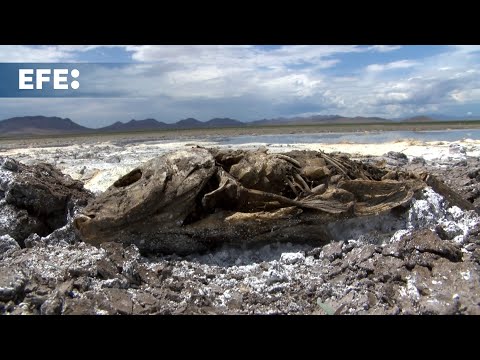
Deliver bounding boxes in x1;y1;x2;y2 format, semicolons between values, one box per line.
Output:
288;139;480;159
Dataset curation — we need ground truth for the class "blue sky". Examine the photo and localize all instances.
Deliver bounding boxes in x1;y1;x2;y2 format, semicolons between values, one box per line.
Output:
1;45;480;127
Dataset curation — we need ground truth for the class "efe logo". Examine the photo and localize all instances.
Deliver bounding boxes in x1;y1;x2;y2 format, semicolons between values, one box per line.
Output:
19;69;80;90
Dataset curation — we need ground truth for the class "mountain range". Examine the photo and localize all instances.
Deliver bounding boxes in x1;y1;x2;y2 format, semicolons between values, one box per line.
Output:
0;116;89;135
0;114;477;136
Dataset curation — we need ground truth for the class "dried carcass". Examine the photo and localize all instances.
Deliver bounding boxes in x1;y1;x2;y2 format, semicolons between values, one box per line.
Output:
74;147;468;254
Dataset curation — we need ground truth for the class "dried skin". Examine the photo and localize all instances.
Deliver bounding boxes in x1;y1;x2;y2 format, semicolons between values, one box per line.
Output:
74;148;440;254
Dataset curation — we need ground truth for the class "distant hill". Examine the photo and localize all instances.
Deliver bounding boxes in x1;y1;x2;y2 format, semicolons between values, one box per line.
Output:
0;113;478;137
335;116;390;124
204;118;245;127
96;117;244;132
99;119;168;132
175;118;204;128
0;116;89;136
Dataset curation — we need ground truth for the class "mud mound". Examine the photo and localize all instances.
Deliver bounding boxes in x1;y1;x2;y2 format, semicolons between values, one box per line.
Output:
1;227;479;315
0;157;92;246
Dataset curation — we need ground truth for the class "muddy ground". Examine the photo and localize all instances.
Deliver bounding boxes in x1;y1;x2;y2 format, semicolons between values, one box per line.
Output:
1;147;480;315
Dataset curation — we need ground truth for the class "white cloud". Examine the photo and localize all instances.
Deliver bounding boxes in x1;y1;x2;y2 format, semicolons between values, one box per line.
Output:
0;45;127;62
369;45;402;52
1;45;480;124
449;45;480;54
125;45;362;69
366;60;418;72
450;89;480;103
69;46;356;101
0;46;72;62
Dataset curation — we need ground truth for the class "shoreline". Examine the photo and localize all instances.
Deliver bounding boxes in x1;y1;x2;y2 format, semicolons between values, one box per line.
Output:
1;123;480;148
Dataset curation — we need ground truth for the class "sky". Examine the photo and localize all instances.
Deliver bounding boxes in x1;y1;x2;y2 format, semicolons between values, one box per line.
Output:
1;45;480;128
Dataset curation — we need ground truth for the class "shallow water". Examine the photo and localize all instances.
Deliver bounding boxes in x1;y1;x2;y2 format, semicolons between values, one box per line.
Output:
213;129;480;145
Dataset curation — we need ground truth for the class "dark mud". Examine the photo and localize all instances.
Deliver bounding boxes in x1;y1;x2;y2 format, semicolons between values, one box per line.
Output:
1;152;480;315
